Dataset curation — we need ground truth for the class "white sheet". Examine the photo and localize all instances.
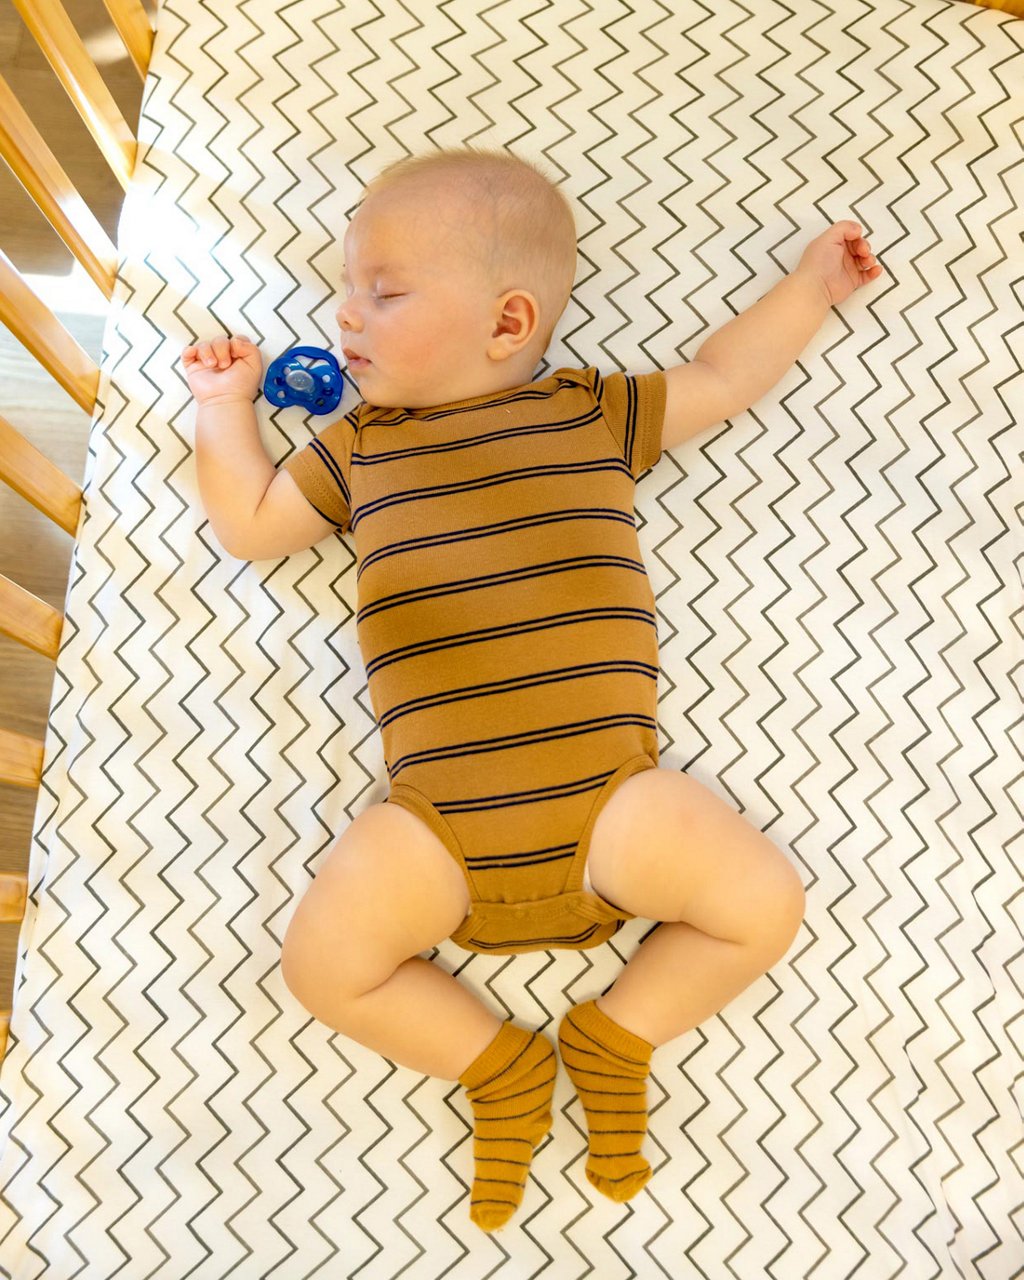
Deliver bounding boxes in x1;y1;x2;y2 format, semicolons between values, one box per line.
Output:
1;1;1021;1276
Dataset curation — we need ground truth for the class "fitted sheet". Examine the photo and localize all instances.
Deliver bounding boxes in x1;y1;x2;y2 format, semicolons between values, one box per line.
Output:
1;1;1022;1276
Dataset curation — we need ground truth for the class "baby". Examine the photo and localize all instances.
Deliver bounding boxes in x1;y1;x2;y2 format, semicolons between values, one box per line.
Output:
182;148;882;1232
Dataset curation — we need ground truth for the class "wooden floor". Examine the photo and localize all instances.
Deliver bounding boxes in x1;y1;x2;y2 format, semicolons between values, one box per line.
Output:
0;1;151;1011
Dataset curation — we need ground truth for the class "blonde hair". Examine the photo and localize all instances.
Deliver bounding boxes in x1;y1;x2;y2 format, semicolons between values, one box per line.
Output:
364;147;578;345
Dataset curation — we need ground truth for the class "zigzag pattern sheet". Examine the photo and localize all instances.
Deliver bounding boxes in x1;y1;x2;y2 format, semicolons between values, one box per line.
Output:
1;0;1022;1276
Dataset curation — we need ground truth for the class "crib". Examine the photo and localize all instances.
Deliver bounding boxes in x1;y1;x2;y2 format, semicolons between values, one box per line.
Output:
0;0;153;1047
1;1;1022;1276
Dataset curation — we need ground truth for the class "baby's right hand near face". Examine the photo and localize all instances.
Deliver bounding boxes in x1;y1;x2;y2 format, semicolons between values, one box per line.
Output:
181;334;263;406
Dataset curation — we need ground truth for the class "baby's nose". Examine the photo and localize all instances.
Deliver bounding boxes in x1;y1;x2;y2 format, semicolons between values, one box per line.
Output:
336;297;362;332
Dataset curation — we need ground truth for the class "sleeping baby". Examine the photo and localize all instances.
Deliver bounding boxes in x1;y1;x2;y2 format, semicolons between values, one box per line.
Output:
181;147;881;1232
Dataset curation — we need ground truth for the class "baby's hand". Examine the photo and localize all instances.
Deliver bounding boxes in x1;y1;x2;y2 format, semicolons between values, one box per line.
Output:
797;221;883;308
181;334;263;406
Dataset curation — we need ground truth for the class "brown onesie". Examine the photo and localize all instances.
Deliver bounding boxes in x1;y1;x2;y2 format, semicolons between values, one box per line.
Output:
285;366;666;954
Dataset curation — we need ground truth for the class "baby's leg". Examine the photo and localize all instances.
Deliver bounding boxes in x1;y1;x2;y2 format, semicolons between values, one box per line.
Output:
281;801;556;1230
584;767;806;1046
281;801;500;1079
560;767;805;1202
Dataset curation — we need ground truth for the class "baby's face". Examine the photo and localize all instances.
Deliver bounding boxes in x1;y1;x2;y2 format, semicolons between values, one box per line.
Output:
336;187;505;408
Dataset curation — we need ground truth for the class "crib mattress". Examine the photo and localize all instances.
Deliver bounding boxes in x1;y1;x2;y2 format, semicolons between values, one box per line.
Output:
1;1;1022;1276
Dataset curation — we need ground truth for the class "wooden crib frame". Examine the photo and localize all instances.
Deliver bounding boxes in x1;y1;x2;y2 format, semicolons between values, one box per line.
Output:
1;0;1020;1071
0;0;154;1066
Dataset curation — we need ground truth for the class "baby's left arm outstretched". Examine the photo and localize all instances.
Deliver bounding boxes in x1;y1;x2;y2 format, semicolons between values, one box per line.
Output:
660;221;883;451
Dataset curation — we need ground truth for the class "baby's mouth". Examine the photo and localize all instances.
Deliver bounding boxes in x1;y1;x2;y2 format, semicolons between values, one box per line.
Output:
343;348;371;372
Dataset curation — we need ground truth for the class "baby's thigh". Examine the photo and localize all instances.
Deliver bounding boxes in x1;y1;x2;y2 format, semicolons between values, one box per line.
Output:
281;801;471;997
587;767;803;939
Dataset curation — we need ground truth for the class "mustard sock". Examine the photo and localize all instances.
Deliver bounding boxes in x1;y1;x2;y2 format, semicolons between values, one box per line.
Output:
459;1022;556;1232
558;999;654;1202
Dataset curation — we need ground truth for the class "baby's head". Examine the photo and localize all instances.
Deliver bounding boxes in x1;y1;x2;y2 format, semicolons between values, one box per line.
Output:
336;148;577;408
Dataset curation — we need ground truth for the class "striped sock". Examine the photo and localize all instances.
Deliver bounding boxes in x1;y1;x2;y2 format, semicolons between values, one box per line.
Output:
558;1000;654;1202
459;1022;556;1232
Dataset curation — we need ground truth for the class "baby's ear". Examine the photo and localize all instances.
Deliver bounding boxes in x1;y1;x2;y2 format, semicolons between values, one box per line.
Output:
488;290;540;361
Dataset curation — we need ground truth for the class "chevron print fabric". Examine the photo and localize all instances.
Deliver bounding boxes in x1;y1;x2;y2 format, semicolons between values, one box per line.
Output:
0;0;1022;1276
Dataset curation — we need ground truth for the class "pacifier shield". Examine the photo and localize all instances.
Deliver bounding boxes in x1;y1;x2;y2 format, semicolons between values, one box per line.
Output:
263;346;345;414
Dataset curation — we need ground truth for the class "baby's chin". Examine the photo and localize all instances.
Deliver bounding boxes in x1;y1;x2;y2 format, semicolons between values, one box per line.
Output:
346;366;392;407
355;380;452;410
350;364;517;410
345;365;408;407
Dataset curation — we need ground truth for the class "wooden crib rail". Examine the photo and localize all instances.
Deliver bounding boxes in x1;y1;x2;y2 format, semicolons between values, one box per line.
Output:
0;0;154;1070
9;0;142;190
0;250;100;412
0;873;29;1064
0;415;82;536
102;0;156;82
0;70;118;298
0;574;63;659
0;0;154;405
0;412;77;894
0;408;81;1052
0;730;44;791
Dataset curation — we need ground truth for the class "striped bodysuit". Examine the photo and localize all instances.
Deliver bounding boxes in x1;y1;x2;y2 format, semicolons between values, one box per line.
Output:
285;366;666;954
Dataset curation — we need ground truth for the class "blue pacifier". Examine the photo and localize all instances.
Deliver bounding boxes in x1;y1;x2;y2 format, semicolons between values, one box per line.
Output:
263;345;345;414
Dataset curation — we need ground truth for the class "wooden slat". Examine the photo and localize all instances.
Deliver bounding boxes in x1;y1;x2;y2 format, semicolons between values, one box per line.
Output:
0;575;63;659
10;0;137;191
0;249;100;414
0;1014;9;1068
0;727;44;789
0;414;82;535
101;0;155;82
0;873;28;925
0;72;118;300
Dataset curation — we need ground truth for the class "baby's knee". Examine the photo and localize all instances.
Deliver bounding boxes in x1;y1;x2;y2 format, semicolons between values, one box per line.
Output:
279;922;315;1005
280;913;336;1010
762;858;806;963
279;893;377;1012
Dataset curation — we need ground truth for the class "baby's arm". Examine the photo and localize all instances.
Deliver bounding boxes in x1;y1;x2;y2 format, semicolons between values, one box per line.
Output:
182;334;335;559
661;221;882;450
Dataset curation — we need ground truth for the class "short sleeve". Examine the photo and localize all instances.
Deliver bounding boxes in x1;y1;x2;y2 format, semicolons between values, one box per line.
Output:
283;411;357;535
588;367;667;479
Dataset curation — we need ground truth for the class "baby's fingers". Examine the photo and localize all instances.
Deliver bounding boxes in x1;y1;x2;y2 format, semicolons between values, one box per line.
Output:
182;339;219;367
853;238;883;279
208;336;234;368
182;334;254;369
839;224;883;278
